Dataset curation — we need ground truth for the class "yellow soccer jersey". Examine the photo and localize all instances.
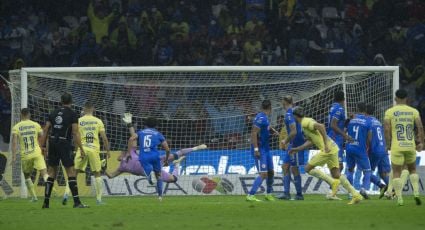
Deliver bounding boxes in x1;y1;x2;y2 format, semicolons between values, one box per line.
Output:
384;104;420;152
79;115;105;151
12;120;43;160
301;117;338;152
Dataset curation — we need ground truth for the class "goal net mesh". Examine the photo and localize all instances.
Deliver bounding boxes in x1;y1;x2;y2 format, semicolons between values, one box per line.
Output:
6;69;394;197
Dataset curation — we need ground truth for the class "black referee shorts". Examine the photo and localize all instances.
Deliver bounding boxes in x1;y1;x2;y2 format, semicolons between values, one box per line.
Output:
48;140;74;168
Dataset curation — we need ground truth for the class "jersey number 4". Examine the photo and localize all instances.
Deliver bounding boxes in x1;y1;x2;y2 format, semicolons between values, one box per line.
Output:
144;135;152;148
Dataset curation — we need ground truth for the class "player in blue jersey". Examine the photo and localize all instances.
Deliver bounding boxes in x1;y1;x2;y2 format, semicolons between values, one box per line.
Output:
276;96;304;200
345;102;372;199
327;91;353;171
365;104;390;198
246;100;278;202
129;116;170;201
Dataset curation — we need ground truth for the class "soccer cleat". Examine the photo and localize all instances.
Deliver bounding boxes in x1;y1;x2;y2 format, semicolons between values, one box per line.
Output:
42;202;49;209
379;185;388;199
173;156;186;165
414;196;422;206
73;203;89;208
30;197;38;202
265;194;276;201
158;196;163;202
62;194;68;205
397;198;404;206
348;194;363;205
96;200;106;205
193;144;207;151
326;194;342;200
330;179;340;197
385;190;396;200
360;189;370;200
147;173;154;185
294;194;304;200
246;195;262;202
276;193;291;200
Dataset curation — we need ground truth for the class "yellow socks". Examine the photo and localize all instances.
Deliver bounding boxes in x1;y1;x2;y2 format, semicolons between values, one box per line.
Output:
400;169;409;187
309;168;335;185
393;178;403;200
95;177;103;202
340;175;358;195
25;178;36;199
409;173;420;197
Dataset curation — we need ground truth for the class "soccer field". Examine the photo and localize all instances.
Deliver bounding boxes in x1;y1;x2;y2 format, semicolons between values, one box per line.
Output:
0;195;424;230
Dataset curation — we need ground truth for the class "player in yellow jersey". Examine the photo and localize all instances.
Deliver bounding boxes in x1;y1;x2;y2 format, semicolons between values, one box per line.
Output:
74;101;110;205
384;89;424;206
11;108;48;202
289;107;362;204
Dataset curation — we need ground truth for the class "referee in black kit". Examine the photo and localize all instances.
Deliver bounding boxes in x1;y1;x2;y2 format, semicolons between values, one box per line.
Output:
42;93;88;208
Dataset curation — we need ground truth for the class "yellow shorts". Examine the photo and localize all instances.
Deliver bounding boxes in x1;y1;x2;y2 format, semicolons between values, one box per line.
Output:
22;154;46;174
74;147;101;172
308;149;339;169
390;150;416;166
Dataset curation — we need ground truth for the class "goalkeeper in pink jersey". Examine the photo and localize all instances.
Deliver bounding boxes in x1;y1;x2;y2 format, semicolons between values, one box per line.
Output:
105;113;207;183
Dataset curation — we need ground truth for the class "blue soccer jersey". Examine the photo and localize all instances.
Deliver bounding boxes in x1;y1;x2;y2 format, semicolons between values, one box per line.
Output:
346;114;370;154
138;128;165;175
368;116;386;155
327;102;346;139
284;108;304;147
252;112;273;172
346;114;371;170
253;112;270;151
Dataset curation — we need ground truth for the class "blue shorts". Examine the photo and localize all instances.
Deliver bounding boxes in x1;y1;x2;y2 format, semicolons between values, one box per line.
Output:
139;153;162;176
346;150;371;171
253;149;273;173
369;154;391;173
282;144;305;166
331;136;344;163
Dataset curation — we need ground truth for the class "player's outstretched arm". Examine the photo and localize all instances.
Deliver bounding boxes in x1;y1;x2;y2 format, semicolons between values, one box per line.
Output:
289;140;312;154
414;116;424;151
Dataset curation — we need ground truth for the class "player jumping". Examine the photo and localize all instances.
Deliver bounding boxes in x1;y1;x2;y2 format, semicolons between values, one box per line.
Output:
11;108;49;202
345;102;372;199
277;96;304;200
384;89;424;206
105;135;207;182
122;113;170;200
246;100;278;202
290;106;363;205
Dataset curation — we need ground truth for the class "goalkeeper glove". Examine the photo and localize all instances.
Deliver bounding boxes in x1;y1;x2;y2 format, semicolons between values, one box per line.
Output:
123;113;133;127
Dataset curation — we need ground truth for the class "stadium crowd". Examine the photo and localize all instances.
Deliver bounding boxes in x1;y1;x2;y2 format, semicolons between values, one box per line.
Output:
0;0;425;148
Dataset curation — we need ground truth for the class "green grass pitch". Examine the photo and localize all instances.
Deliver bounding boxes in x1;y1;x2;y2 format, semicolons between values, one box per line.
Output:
0;195;424;230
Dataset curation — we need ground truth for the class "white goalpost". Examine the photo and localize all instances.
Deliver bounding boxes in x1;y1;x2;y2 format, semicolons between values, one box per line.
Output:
6;66;398;197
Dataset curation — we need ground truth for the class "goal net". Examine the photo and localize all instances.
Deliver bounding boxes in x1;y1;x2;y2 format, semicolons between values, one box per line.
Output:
5;66;398;197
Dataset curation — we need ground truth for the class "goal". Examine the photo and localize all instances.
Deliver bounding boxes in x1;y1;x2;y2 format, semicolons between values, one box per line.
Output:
5;66;398;197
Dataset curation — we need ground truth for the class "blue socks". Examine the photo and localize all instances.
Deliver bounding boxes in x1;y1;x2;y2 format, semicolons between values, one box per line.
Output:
266;176;274;194
362;170;371;190
283;174;291;195
382;175;389;186
370;174;381;187
249;176;264;195
156;179;163;197
294;175;302;195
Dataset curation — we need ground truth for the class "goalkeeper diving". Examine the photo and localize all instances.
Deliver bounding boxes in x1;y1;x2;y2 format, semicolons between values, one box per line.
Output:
105;113;207;184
